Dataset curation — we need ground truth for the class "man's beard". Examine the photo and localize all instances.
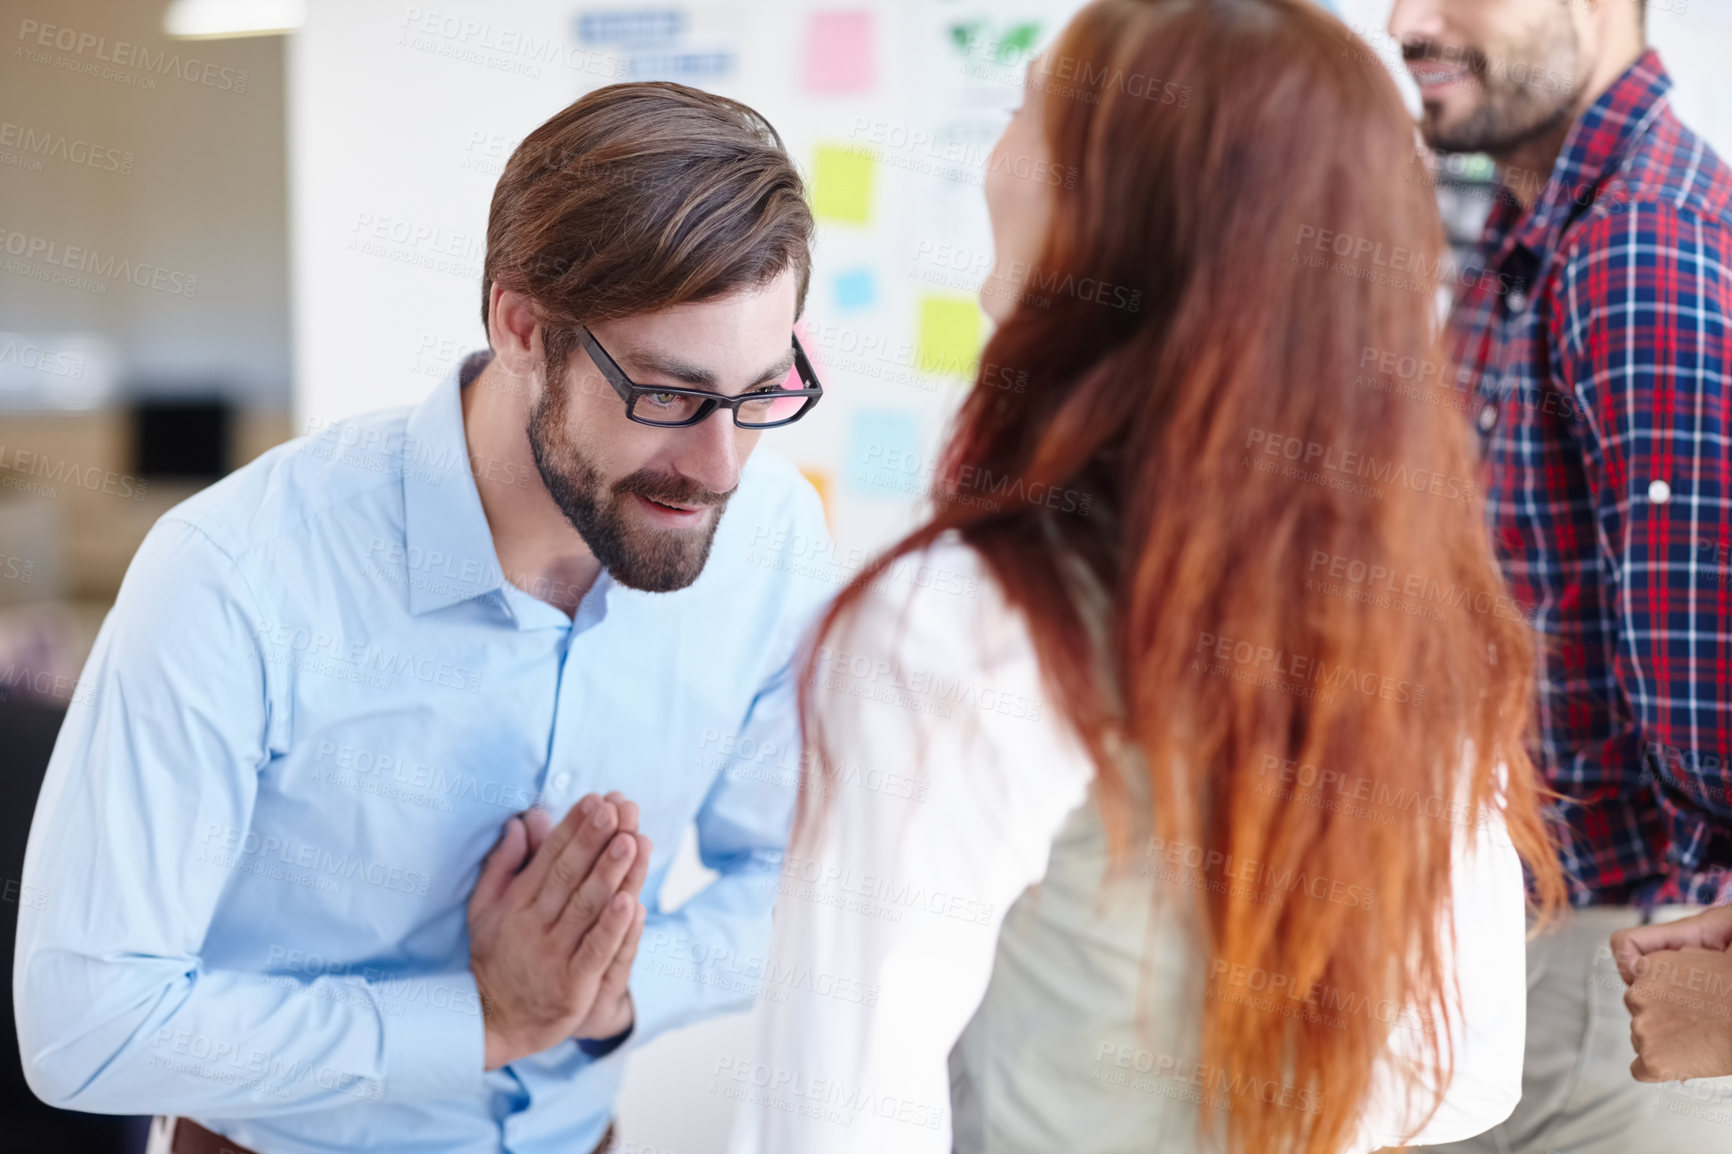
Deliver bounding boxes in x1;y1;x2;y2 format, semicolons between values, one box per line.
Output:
1407;23;1579;157
525;373;733;594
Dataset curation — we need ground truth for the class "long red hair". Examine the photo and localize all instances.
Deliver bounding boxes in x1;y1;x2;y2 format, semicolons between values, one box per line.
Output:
798;1;1564;1151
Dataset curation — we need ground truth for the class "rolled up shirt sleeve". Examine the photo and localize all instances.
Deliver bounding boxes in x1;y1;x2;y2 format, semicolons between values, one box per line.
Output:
1552;203;1732;901
13;516;484;1116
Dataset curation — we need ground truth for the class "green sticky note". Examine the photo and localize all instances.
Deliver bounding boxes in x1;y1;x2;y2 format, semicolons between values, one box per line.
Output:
813;145;875;224
915;295;982;378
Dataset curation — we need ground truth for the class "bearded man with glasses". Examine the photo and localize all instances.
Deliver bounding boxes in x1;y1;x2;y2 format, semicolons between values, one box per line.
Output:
15;82;831;1154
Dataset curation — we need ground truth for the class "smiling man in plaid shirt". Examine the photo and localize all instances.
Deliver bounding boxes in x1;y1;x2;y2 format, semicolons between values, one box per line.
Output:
1386;1;1732;1151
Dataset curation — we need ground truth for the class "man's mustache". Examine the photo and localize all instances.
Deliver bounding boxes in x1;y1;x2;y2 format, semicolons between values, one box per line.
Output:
613;470;733;509
1401;39;1488;79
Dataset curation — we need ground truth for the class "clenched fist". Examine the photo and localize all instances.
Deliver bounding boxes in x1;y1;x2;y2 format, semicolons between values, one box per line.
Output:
1611;906;1732;1082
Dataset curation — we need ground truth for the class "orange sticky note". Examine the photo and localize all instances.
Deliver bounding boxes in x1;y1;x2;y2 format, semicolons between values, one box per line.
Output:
799;465;835;529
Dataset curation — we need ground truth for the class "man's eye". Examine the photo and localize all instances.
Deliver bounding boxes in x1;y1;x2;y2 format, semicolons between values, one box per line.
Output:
647;392;681;406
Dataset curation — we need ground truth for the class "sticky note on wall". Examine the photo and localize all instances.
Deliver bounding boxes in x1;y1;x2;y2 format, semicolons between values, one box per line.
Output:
914;295;982;378
803;10;875;94
798;465;835;528
813;145;875;224
846;409;924;497
834;268;876;311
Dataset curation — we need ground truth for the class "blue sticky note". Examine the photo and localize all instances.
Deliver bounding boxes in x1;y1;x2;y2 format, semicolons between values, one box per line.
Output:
574;10;685;46
846;410;924;498
834;268;875;311
624;50;734;80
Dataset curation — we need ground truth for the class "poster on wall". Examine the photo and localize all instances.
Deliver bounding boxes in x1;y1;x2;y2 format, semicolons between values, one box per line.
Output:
925;0;1056;111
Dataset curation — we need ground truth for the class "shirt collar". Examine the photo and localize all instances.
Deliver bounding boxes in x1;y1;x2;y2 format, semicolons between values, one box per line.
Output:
400;350;508;615
1510;48;1672;256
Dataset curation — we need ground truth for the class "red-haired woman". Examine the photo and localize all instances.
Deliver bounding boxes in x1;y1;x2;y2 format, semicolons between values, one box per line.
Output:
731;1;1563;1151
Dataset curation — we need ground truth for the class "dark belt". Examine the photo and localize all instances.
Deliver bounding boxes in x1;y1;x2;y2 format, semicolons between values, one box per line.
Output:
164;1117;618;1153
167;1119;256;1154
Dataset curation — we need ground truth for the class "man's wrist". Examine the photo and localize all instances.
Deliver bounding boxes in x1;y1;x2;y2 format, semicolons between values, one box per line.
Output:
576;997;635;1058
483;1023;525;1071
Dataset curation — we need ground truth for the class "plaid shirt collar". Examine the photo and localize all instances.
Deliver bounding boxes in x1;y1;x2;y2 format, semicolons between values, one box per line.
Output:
1486;49;1673;261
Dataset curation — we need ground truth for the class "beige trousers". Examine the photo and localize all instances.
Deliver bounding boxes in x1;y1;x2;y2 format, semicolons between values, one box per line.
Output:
1419;905;1732;1154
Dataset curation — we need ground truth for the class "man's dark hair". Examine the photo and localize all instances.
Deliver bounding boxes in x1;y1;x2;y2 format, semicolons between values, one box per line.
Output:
481;82;814;377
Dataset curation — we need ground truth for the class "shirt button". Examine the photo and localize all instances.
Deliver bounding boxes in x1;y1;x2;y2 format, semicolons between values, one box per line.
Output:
1506;289;1529;313
552;772;571;791
1648;480;1672;505
1477;405;1498;432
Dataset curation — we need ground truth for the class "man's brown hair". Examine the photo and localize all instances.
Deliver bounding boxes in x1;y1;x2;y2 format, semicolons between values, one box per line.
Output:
482;81;814;380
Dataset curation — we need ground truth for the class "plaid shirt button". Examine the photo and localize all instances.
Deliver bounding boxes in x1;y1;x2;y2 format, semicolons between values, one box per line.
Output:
1648;479;1672;504
1477;404;1498;432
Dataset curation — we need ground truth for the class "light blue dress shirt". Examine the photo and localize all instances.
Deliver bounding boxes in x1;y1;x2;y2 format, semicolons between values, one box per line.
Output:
14;350;833;1153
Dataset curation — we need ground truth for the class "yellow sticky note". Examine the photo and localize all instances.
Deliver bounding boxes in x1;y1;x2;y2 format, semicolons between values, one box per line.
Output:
813;145;875;224
915;295;982;378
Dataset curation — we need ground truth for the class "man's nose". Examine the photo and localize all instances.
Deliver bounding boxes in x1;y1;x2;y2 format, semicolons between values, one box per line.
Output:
1387;0;1447;46
670;407;746;496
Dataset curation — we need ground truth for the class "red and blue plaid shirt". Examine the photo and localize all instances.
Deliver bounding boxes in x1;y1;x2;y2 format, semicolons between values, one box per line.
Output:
1450;50;1732;907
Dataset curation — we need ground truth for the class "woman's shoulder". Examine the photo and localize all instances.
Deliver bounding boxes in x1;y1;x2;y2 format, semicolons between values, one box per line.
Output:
840;530;1037;678
817;529;1094;844
807;530;1077;753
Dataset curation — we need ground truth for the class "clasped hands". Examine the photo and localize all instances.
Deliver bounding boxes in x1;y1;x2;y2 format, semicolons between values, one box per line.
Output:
1611;905;1732;1083
467;791;652;1071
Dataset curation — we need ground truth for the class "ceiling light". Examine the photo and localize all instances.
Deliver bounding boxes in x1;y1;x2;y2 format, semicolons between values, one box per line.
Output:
164;0;306;40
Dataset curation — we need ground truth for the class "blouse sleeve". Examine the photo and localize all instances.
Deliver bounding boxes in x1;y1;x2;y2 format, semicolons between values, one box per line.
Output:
726;539;1093;1154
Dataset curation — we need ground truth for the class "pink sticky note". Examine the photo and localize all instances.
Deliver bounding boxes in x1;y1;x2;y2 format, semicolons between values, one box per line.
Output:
803;10;874;94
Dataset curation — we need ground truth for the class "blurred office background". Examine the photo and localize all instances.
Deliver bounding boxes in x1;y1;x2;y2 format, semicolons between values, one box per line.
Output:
1;0;1727;1151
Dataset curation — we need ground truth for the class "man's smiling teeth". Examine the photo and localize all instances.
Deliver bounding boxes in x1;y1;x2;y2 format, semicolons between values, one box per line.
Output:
1411;61;1470;86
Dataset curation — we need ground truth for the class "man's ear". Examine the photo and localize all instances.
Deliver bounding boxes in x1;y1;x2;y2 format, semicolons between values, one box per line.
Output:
488;286;542;379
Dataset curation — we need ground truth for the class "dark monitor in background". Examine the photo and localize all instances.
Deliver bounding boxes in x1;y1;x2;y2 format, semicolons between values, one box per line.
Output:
132;397;233;480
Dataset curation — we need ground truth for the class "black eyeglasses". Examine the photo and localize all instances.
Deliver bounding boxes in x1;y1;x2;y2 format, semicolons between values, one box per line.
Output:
578;326;823;429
